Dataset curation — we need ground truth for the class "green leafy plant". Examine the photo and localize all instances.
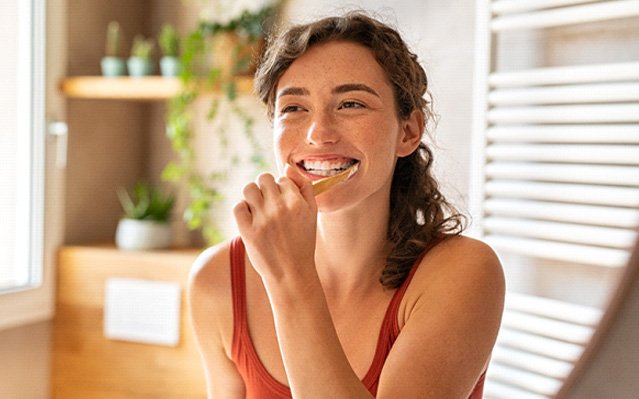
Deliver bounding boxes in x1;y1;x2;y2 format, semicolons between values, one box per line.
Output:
118;182;175;222
159;24;180;57
162;3;280;245
130;35;154;59
200;6;277;41
105;21;123;57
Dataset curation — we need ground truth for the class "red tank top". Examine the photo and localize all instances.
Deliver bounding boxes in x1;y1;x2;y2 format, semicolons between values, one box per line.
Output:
229;237;486;398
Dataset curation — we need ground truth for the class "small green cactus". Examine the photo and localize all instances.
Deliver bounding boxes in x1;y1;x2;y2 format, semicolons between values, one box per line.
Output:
159;24;180;57
130;35;154;59
105;21;122;57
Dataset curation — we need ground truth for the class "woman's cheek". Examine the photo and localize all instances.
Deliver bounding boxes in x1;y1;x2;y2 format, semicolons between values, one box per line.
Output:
274;124;299;162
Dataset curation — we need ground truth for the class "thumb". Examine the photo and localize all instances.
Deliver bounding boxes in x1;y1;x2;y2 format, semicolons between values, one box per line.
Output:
284;164;315;204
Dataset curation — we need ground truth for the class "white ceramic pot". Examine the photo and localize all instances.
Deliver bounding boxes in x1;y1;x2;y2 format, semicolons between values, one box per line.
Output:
127;57;154;78
115;219;172;250
160;56;181;77
101;56;126;77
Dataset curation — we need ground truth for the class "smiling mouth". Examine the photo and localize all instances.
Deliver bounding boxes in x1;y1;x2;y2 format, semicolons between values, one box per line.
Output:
298;158;360;177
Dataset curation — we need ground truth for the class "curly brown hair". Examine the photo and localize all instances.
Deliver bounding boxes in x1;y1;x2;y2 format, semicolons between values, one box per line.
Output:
254;11;466;289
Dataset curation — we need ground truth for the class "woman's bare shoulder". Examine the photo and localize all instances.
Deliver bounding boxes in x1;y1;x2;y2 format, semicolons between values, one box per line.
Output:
425;234;503;277
188;240;234;318
407;234;505;313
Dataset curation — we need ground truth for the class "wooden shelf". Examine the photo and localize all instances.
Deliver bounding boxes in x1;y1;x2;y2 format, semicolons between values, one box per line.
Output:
60;75;255;100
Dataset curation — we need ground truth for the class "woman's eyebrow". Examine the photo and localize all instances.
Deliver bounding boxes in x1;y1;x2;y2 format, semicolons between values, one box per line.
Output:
276;84;380;98
277;86;310;97
332;83;380;97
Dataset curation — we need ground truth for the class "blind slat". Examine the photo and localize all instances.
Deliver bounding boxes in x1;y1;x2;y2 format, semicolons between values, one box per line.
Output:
486;125;639;143
491;346;574;379
491;0;639;31
488;104;639;124
497;329;585;362
486;144;639;164
485;181;639;207
489;83;639;106
506;292;603;326
492;0;603;15
484;199;639;228
484;217;636;249
484;381;551;399
486;364;562;396
485;235;630;267
486;163;639;186
501;312;595;344
489;62;639;87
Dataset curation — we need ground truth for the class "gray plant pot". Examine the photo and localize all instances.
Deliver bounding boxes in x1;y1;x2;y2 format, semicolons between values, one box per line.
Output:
101;56;126;77
115;219;172;250
160;56;181;77
127;57;154;78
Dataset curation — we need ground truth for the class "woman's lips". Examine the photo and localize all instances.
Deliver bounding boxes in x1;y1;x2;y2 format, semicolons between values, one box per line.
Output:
297;158;359;179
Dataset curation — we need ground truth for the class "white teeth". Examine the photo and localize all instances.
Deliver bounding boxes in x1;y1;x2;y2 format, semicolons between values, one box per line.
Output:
302;159;356;177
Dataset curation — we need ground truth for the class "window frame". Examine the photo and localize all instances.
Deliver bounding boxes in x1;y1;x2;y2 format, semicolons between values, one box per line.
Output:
0;0;52;330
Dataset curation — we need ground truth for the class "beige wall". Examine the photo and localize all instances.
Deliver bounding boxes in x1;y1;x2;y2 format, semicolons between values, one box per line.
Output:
0;322;51;398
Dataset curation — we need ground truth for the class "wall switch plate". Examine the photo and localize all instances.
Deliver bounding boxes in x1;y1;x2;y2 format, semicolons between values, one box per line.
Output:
104;277;181;346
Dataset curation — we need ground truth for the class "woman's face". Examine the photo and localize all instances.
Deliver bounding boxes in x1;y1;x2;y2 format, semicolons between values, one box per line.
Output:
273;40;420;211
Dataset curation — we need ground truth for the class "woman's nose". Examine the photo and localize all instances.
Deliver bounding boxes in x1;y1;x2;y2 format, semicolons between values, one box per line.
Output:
305;112;340;145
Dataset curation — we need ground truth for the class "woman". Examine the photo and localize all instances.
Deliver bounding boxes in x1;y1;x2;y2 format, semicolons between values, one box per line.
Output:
189;11;504;399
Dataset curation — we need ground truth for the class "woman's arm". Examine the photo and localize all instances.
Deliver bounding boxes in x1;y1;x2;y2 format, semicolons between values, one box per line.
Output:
234;172;373;398
264;266;375;398
376;237;505;397
189;245;246;399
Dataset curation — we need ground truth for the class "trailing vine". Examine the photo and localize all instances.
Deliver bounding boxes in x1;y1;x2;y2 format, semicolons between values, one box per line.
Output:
162;4;280;245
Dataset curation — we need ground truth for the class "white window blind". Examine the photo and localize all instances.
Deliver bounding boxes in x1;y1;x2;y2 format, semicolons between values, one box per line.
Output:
471;1;639;398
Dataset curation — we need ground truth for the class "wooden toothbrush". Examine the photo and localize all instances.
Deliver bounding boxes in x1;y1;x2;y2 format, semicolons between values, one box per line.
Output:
311;163;359;196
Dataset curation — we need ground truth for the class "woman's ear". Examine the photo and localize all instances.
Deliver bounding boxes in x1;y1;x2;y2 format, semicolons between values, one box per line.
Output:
396;110;424;157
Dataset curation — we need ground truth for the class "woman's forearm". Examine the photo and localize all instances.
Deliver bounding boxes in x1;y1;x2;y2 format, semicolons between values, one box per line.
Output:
263;271;374;399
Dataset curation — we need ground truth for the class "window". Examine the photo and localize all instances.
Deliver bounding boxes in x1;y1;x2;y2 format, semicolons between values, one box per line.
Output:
0;1;45;293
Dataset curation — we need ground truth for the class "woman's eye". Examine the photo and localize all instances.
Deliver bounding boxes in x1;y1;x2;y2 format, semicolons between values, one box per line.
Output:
280;105;304;114
339;100;365;109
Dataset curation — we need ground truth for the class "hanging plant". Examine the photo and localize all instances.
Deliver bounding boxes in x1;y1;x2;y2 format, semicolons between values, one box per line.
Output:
163;2;281;245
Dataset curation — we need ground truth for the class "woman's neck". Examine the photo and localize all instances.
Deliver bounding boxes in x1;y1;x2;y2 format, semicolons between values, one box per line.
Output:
314;199;392;296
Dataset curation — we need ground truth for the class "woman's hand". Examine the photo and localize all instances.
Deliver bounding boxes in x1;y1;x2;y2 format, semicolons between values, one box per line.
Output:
233;165;318;283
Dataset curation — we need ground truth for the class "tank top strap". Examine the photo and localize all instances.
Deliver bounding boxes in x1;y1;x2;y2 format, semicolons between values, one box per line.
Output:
362;235;449;392
386;234;448;336
230;236;248;358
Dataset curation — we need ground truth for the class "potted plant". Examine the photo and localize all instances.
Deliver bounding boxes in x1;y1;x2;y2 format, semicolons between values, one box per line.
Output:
101;21;126;77
115;182;176;250
163;2;281;245
158;24;181;77
127;35;155;78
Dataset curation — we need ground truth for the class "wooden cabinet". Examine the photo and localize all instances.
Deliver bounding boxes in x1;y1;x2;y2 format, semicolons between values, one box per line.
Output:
52;245;206;398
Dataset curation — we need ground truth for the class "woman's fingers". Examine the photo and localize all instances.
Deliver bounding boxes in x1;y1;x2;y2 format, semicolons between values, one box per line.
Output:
236;170;314;233
241;182;263;213
233;200;252;231
256;173;280;200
